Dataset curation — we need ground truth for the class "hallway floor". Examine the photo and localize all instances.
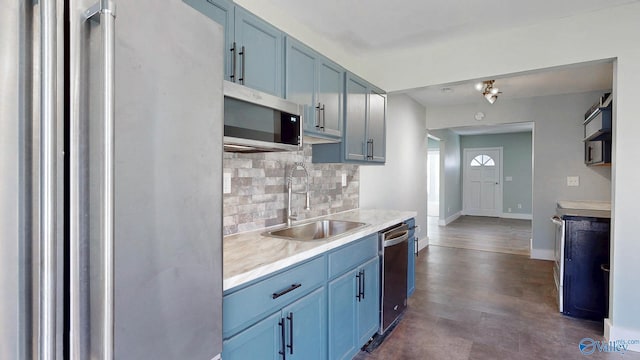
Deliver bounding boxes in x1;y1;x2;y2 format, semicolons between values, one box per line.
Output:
428;215;531;256
355;246;639;360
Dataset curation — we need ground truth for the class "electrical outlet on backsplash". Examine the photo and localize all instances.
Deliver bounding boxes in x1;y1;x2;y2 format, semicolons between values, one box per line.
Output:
222;145;360;235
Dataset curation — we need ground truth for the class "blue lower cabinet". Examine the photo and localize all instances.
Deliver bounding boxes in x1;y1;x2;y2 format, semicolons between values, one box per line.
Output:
283;287;327;360
328;270;358;360
223;287;326;360
406;218;416;297
223;311;281;360
407;235;416;297
328;256;380;360
358;257;380;345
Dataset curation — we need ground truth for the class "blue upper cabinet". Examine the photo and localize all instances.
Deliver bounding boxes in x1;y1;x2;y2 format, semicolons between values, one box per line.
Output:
312;72;386;164
316;58;344;139
367;87;386;163
186;0;284;97
344;74;369;161
285;38;319;135
184;0;235;79
234;7;284;96
285;37;343;141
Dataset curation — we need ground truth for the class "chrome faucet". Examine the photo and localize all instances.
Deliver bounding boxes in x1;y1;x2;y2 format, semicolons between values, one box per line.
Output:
287;162;311;227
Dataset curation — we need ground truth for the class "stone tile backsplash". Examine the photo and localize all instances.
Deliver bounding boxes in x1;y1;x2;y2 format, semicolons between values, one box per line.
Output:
223;145;359;235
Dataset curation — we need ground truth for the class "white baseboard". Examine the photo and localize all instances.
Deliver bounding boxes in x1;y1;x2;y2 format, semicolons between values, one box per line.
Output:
530;248;555;260
439;211;461;226
417;236;429;252
604;319;640;353
501;212;532;220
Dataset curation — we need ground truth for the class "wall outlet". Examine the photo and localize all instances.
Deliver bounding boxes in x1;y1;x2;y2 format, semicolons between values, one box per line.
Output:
223;173;232;194
567;176;580;187
341;173;347;187
505;176;513;182
508;208;512;213
517;203;522;209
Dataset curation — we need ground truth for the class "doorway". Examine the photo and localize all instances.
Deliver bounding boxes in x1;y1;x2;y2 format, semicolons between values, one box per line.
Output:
462;147;503;217
427;137;440;218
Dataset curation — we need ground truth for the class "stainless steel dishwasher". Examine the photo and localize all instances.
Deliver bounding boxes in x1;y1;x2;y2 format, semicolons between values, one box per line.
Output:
379;222;409;334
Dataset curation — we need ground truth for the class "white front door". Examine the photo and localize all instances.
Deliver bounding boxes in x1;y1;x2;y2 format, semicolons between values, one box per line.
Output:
463;148;502;217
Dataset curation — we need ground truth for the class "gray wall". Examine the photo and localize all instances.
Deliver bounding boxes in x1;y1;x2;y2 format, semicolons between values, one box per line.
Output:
360;94;429;250
460;132;533;215
223;145;359;235
427;91;612;257
429;129;463;221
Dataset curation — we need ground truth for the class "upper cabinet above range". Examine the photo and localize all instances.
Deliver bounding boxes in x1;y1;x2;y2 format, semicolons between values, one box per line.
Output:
285;37;344;142
186;0;284;97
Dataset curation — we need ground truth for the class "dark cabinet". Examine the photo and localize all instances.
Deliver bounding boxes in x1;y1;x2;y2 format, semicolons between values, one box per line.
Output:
585;140;611;166
582;100;612;166
563;216;610;320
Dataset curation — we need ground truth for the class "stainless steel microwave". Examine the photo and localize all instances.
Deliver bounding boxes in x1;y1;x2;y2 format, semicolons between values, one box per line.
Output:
223;81;302;152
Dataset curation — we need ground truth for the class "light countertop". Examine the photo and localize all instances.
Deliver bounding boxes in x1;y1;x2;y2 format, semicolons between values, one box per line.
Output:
223;208;417;291
557;200;611;219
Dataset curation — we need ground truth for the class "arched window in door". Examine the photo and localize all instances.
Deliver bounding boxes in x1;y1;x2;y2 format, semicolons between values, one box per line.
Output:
470;154;495;167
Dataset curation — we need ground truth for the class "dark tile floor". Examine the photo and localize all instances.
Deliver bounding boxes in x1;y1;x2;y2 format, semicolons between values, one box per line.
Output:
355;246;640;360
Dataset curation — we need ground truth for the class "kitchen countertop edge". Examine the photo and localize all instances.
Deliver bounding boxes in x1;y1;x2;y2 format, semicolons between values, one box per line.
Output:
223;209;417;291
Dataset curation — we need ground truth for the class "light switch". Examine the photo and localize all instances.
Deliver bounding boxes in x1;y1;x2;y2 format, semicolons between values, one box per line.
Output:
341;173;347;187
505;176;513;182
223;173;232;194
567;176;580;187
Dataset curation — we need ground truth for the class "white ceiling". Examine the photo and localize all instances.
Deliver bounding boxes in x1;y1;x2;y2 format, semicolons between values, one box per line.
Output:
261;0;638;53
405;61;614;106
259;0;621;107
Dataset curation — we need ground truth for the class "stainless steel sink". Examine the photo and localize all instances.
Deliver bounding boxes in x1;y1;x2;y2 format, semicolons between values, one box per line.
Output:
265;220;368;241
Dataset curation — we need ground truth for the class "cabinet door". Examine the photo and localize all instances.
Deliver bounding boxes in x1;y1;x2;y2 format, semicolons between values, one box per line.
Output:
283;287;327;360
344;74;368;161
285;38;318;133
222;311;282;360
317;58;344;138
184;0;235;81
407;235;416;297
367;89;386;163
357;257;380;345
234;6;284;96
564;219;610;320
328;269;358;360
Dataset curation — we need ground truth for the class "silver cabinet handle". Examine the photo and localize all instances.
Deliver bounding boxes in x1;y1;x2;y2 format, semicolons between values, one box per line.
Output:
85;2;116;359
40;0;58;357
239;45;245;85
320;104;325;130
230;42;237;82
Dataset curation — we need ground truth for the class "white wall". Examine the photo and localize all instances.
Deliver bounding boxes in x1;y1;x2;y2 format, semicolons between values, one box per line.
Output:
428;92;612;259
428;129;462;224
237;0;640;347
359;94;428;251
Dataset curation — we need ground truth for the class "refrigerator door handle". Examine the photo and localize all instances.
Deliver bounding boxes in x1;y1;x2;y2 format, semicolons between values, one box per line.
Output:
40;0;58;357
85;2;117;359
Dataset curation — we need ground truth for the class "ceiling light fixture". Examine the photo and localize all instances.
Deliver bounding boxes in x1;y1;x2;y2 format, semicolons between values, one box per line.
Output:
475;80;501;104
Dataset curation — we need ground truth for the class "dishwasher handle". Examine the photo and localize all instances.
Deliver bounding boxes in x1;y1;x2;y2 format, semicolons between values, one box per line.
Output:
383;230;409;247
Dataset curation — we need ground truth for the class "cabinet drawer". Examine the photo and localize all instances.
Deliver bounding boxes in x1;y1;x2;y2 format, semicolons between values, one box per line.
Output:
223;256;326;338
328;234;378;278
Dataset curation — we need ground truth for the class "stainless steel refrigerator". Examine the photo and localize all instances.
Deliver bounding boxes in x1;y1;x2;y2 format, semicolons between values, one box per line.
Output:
1;0;223;358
